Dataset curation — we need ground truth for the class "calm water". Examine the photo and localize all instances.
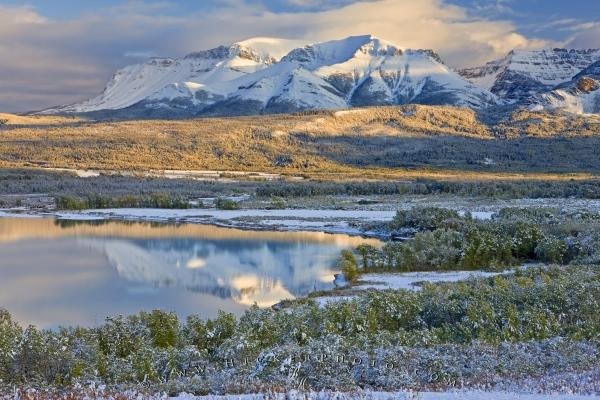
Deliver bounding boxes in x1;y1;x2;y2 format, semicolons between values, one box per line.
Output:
0;217;379;328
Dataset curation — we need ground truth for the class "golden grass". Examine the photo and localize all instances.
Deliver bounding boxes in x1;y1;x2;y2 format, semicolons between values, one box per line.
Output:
1;105;599;182
0;112;87;125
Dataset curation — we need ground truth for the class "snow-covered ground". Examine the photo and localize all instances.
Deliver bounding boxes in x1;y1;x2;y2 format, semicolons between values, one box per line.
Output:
4;390;596;400
355;270;502;290
45;208;396;236
61;208;395;221
313;265;544;306
171;390;599;400
4;195;600;239
0;209;43;218
41;167;304;182
0;199;501;237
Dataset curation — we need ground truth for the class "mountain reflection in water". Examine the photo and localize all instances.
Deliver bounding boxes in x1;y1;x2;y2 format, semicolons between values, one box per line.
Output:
0;218;379;328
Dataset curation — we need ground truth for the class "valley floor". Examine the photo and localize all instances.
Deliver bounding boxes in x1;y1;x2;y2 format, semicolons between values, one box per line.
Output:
1;167;600;398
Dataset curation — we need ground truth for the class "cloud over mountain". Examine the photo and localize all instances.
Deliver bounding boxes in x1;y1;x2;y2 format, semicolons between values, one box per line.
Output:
0;0;549;112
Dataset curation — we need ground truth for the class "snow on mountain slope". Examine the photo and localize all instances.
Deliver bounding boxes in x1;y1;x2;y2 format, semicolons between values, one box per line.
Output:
42;35;499;117
532;61;600;114
279;35;498;109
235;37;306;62
459;48;600;103
44;38;299;114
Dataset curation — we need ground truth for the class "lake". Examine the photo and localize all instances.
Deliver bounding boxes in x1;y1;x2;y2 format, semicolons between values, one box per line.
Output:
0;217;379;328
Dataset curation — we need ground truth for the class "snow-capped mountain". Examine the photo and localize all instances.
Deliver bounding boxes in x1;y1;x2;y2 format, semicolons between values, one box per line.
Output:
531;61;600;114
43;35;498;117
48;37;304;115
459;48;600;103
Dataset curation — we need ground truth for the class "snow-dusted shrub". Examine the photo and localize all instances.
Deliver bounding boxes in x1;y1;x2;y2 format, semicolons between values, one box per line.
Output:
1;265;599;392
391;207;463;231
359;207;600;273
534;235;568;263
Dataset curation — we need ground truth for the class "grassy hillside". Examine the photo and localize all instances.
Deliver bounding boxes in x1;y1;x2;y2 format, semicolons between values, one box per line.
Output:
0;112;86;126
1;105;600;180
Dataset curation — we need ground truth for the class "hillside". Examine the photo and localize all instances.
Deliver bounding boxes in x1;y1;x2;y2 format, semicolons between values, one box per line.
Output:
3;105;600;180
0;113;85;125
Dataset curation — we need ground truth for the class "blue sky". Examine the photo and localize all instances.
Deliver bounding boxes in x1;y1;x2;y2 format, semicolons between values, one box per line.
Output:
452;0;600;40
0;0;598;112
4;0;598;40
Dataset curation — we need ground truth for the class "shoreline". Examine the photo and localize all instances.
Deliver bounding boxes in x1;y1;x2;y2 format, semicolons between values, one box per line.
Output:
0;207;395;239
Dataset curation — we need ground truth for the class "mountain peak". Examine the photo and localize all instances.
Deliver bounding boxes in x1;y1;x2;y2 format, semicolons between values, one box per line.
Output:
183;45;231;60
231;37;305;62
51;35;597;118
280;35;404;68
459;47;600;102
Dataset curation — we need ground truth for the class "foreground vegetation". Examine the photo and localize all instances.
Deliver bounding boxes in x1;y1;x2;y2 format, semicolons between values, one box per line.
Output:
0;264;598;394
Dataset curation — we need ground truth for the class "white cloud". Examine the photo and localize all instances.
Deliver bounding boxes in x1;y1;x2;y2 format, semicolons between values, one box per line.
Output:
0;0;550;112
264;0;547;66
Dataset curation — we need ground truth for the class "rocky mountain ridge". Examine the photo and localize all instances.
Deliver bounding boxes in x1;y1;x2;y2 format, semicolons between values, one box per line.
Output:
41;37;600;118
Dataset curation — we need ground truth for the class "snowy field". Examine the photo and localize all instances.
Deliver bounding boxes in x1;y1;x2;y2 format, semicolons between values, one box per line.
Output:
170;391;599;400
312;267;536;306
4;389;596;400
355;270;503;290
48;208;397;236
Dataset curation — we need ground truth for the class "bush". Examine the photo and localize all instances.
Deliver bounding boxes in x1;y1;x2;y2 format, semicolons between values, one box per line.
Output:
57;193;191;210
267;196;286;209
0;265;598;390
215;198;239;210
535;235;568;263
142;310;180;349
359;206;592;273
338;250;359;283
57;195;87;210
391;207;463;231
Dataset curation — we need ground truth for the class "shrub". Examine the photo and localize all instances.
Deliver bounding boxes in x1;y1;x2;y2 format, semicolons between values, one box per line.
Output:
338;250;359;283
142;310;180;349
267;196;286;209
57;195;87;210
215;198;239;210
535;235;568;263
0;265;599;390
273;154;293;167
391;207;463;231
509;222;544;259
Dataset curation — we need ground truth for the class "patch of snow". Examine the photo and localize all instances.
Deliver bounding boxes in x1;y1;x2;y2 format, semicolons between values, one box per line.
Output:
44;167;101;177
171;390;599;400
235;37;306;62
66;208;396;222
0;210;43;218
356;270;502;291
457;210;494;220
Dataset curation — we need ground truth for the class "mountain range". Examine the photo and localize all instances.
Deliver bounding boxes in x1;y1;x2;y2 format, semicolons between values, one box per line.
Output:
41;35;600;118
